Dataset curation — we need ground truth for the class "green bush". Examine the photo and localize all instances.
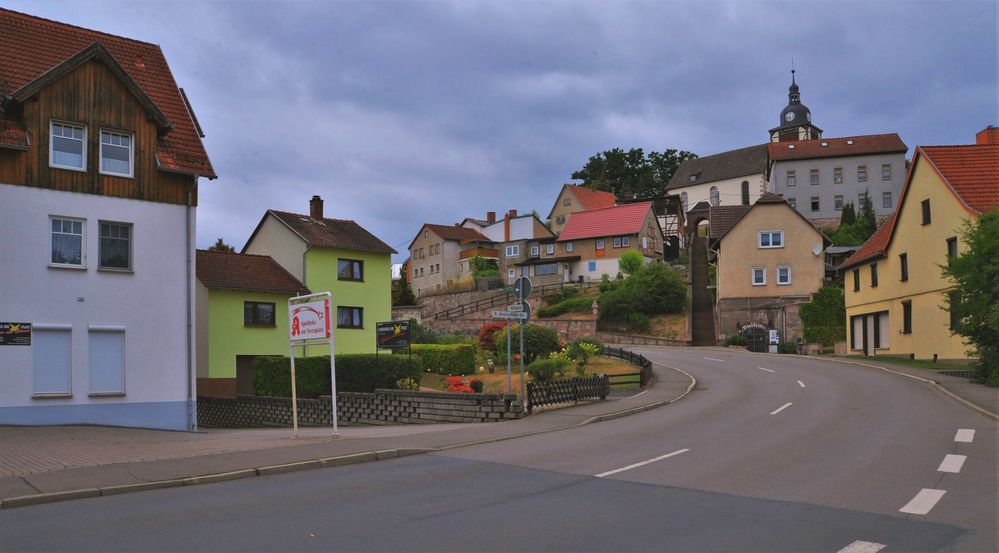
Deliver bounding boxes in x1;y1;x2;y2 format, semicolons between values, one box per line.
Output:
598;274;620;293
527;358;570;382
537;296;593;318
496;324;561;364
598;262;686;332
253;354;423;398
800;287;846;346
722;334;748;346
619;250;644;275
778;341;797;354
411;343;476;375
438;332;474;345
409;319;439;344
544;286;579;304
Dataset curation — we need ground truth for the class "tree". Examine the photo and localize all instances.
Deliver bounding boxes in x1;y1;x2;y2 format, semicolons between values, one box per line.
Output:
800;287;846;346
208;237;235;252
392;268;417;306
618;250;644;275
470;255;498;277
830;221;871;247
858;189;877;235
571;147;697;200
942;209;999;386
840;202;857;226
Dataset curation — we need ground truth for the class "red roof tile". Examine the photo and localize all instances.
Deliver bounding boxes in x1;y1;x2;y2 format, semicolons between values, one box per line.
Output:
569;185;617;210
920;145;999;215
196;250;309;295
0;8;215;177
265;210;396;254
841;211;896;268
769;134;907;162
556;201;652;242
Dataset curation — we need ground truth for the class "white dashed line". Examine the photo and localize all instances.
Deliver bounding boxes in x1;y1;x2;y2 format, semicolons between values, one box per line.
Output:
899;488;946;515
954;429;975;443
837;540;886;553
595;449;690;478
937;454;967;474
756;366;776;373
796;380;806;388
703;357;725;362
769;402;793;415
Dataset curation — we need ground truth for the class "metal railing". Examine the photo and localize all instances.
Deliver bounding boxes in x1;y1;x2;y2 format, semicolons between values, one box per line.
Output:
433;281;586;320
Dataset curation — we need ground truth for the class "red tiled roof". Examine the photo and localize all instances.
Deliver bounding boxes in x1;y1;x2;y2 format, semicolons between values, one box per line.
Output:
920;145;999;214
196;250;309;295
556;201;652;242
425;224;490;243
841;212;896;268
768;134;907;162
0;8;215;177
569;185;617;209
265;210;396;254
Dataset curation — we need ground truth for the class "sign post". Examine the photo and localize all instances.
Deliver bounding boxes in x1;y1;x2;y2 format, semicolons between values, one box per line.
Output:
514;277;533;402
289;292;336;438
494;277;532;398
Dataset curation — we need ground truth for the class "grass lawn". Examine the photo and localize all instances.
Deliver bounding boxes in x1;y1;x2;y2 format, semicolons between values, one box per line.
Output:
419;355;640;395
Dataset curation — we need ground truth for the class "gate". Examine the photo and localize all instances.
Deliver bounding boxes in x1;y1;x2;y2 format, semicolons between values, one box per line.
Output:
742;326;768;353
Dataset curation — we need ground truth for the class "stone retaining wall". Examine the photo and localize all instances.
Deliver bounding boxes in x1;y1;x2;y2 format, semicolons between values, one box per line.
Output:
598;331;691;347
198;390;524;428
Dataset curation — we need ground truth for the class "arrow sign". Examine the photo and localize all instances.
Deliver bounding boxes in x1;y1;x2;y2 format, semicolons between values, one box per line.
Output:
492;310;528;320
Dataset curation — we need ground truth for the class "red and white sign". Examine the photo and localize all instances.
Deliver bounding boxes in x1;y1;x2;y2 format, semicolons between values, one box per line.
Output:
289;296;331;342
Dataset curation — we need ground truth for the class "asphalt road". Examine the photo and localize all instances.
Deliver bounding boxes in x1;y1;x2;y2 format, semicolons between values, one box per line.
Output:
0;348;995;552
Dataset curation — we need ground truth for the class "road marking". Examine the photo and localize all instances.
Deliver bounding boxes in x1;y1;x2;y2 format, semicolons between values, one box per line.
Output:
796;380;806;388
899;488;946;515
937;454;967;474
756;366;775;373
703;357;725;362
769;402;793;415
954;429;975;443
595;449;690;478
837;540;886;553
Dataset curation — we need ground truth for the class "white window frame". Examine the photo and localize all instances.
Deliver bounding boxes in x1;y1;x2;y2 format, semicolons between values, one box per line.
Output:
752;267;766;286
546;244;554;255
49;215;87;269
49;121;87;172
776;265;791;285
622;236;630;247
786;171;796;186
530;245;539;256
505;245;520;257
565;242;573;253
507;268;516;278
596;240;605;249
99;129;134;178
613;237;622;248
758;230;784;249
834;195;844;210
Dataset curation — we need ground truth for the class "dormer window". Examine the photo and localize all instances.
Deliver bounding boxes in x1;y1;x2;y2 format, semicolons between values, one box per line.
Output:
50;121;86;170
100;130;133;177
689;174;698;182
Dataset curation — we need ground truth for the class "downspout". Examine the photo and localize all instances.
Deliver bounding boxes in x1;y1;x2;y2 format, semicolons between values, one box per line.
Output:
186;179;196;431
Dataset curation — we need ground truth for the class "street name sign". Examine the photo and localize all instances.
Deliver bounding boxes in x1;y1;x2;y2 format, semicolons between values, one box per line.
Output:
492;310;528;320
506;304;524;312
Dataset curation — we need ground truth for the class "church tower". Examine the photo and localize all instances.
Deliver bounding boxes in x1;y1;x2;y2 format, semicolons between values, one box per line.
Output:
769;70;823;142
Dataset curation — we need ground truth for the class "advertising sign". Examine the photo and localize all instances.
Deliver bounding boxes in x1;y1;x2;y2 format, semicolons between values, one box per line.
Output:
289;297;331;342
377;320;410;349
0;322;31;346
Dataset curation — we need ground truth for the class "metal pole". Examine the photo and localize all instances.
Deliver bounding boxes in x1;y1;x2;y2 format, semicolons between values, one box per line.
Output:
519;322;525;401
506;320;512;394
289;343;299;438
330;334;338;436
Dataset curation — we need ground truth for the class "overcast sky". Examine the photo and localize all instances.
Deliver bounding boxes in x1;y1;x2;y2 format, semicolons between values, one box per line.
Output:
10;0;997;260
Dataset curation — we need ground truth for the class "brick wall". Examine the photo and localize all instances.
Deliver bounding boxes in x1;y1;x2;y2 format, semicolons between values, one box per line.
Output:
198;390;524;428
716;296;809;343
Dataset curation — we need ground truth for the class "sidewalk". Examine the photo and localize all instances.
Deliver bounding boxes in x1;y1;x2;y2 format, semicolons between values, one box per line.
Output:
0;364;695;509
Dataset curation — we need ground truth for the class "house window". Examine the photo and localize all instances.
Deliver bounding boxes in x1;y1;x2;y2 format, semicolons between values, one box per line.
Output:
99;221;132;270
870;263;879;288
505;245;520;257
244;302;276;327
622;236;630;247
859;192;868;205
546;244;554;255
522;266;529;277
947;237;958;260
50;121;86;170
882;164;891;179
810;169;819;186
921;199;931;224
337;306;363;329
853;269;860;291
710;186;720;206
556;215;565;225
535;263;558;275
689;174;697;182
530;245;539;256
786;171;796;186
33;326;72;396
834;195;844;210
507;269;515;278
811;197;820;212
833;168;843;184
89;328;125;395
777;266;791;285
99;130;133;177
752;267;766;286
758;231;783;248
596;240;605;249
899;253;908;281
50;217;85;267
902;300;912;334
681;192;688;211
882;192;892;209
565;242;573;253
787;197;796;208
741;181;750;205
613;237;622;248
588;261;596;272
858;166;867;182
338;259;364;281
563;198;571;206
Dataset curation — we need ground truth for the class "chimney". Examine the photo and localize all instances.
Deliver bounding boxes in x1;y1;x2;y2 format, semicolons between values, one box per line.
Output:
508;209;518;218
309;195;323;219
976;125;999;145
504;212;511;242
487;211;496;224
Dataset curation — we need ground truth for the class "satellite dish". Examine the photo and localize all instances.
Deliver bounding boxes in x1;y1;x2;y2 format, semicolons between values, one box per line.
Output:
812;244;822;256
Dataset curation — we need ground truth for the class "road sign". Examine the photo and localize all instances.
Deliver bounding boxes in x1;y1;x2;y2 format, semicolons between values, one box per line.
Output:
513;277;532;300
506;304;524;312
492;310;528;320
520;301;532;320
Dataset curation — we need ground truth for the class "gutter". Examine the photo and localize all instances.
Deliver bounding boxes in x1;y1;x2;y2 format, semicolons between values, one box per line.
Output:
186;180;196;431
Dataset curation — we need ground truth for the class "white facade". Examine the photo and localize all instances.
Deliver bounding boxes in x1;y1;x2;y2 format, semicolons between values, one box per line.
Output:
0;184;194;430
673;173;767;213
470;216;537;242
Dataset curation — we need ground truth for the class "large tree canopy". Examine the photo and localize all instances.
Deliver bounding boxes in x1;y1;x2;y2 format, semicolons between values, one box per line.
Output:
571;147;697;200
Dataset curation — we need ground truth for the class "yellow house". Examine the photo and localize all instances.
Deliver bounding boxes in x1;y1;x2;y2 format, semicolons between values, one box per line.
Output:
546;184;617;235
842;132;999;361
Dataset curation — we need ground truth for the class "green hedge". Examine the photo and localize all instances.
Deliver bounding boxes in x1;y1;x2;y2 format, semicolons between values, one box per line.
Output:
410;343;476;375
537;296;594;318
527;358;571;381
253;354;423;398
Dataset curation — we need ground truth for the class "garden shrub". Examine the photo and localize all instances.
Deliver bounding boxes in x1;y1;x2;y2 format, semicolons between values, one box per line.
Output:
469;378;484;393
800;287;846;346
544;286;579;304
496;324;561;364
253;354;422;398
477;321;507;352
438;331;474;345
527;358;570;382
411;343;476;375
618;250;644;275
598;262;686;332
537;296;593;318
722;334;748;346
408;318;439;344
778;341;798;354
395;377;420;390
